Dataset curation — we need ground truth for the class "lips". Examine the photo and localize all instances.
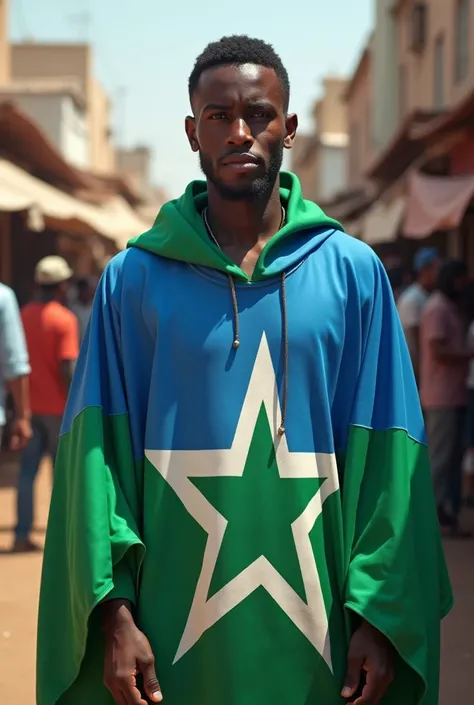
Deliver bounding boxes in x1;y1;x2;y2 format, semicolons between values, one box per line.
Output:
221;153;260;166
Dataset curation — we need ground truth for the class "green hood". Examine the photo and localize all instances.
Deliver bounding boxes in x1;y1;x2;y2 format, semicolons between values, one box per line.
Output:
128;171;343;282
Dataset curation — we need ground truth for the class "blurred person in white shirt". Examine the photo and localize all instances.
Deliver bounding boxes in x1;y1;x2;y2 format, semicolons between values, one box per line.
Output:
397;248;441;378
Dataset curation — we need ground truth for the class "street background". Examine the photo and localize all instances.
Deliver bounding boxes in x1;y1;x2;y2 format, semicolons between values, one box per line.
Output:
1;0;474;702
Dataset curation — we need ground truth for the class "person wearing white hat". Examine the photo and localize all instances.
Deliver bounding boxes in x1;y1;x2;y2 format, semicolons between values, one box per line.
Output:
12;256;79;552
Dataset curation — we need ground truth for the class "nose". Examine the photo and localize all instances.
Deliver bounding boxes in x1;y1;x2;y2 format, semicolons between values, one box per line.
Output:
227;118;253;147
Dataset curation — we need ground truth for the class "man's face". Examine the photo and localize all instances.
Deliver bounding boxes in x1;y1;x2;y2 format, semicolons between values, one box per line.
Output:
186;63;297;201
424;258;441;290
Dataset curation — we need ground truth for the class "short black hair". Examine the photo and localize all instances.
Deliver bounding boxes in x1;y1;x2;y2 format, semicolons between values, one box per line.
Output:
188;35;290;111
437;258;467;299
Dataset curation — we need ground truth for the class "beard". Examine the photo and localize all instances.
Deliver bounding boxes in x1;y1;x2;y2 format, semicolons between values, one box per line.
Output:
199;141;284;202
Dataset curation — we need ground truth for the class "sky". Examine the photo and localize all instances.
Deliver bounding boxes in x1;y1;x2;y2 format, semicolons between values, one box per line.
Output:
10;0;373;198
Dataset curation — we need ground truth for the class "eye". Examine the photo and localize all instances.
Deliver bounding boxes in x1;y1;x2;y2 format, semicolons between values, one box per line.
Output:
249;111;273;121
209;113;227;120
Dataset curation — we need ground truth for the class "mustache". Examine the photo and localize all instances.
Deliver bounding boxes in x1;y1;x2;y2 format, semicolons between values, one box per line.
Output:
219;150;264;163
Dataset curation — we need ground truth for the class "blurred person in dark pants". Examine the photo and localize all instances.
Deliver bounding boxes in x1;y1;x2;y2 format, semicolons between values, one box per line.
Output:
12;257;79;552
420;259;472;537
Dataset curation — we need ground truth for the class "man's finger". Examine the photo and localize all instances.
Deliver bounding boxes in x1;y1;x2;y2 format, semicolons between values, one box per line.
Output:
352;667;389;705
118;674;147;705
139;655;163;702
341;650;364;699
112;691;130;705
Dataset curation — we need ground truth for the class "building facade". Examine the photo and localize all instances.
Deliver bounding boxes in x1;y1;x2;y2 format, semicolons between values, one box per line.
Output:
291;77;348;203
372;0;400;151
116;146;152;197
349;0;474;190
11;43;115;173
0;0;9;84
343;0;474;265
394;0;474;117
345;35;374;189
0;82;89;168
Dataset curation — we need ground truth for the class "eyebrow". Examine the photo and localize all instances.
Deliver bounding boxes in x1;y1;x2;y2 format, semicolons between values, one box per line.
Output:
202;100;275;112
245;101;275;111
201;103;231;112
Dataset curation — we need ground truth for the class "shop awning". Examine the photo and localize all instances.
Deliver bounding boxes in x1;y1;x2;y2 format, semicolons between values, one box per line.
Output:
99;196;154;249
0;158;149;248
403;171;474;238
360;197;405;245
343;220;363;238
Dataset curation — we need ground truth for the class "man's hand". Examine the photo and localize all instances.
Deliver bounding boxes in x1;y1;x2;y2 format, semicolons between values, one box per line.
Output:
102;599;162;705
9;417;32;451
341;620;395;704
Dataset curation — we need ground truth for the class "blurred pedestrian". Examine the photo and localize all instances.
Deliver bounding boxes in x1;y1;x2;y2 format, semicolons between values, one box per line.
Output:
0;283;32;451
384;262;405;302
70;276;98;342
12;256;79;553
420;259;472;537
397;248;441;379
462;280;474;506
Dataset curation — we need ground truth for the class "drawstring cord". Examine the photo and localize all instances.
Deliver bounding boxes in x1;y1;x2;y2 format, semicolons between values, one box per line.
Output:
228;274;240;349
203;207;288;435
278;272;288;436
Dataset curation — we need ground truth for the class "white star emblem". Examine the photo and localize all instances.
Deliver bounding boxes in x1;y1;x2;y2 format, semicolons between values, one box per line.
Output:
146;334;339;670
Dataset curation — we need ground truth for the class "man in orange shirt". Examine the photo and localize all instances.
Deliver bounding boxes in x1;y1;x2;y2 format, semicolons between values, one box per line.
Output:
13;256;79;552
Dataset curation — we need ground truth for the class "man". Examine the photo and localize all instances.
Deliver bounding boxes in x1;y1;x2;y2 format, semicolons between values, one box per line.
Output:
420;258;472;537
38;36;451;705
0;283;31;451
397;248;440;377
70;276;98;342
13;256;79;552
384;257;407;303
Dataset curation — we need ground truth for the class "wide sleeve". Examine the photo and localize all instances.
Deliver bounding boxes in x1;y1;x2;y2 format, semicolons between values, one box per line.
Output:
37;261;145;705
340;257;453;705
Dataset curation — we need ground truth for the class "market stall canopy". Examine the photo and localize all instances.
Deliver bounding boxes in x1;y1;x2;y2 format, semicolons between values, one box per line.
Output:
360;197;405;245
0;158;149;248
403;171;474;238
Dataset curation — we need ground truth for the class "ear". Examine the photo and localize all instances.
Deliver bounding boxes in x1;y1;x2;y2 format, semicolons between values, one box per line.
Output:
185;115;199;152
283;113;298;149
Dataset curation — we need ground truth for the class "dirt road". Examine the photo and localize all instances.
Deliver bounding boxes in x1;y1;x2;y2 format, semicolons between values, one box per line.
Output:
0;453;472;704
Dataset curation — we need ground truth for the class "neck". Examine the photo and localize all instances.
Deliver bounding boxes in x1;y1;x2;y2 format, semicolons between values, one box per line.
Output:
417;279;427;291
206;181;282;248
37;291;61;304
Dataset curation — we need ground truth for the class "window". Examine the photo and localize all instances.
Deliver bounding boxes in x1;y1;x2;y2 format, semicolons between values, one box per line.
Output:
434;35;445;109
349;122;360;183
454;0;470;82
399;64;407;119
365;103;371;151
410;2;428;53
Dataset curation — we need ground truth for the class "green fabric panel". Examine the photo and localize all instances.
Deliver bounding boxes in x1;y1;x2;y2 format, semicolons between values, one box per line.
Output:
37;408;144;705
128;171;344;281
341;426;453;705
37;409;452;705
